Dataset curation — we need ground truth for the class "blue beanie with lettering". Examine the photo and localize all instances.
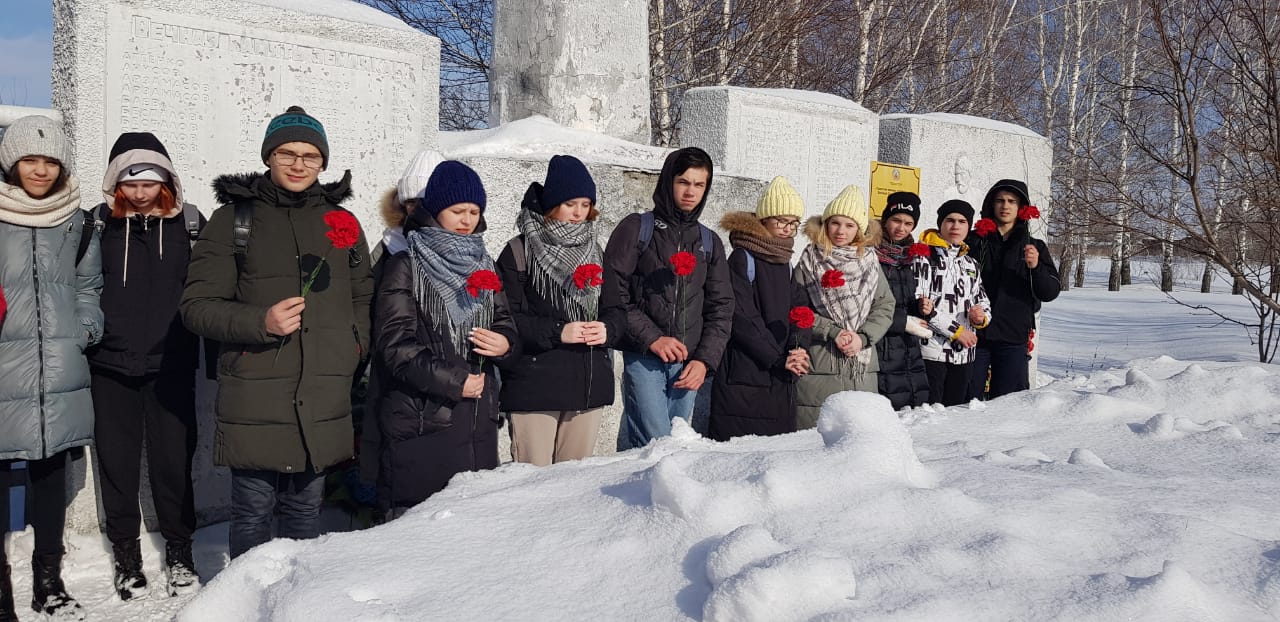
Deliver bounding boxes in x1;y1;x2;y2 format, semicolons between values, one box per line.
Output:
419;160;487;218
261;106;329;168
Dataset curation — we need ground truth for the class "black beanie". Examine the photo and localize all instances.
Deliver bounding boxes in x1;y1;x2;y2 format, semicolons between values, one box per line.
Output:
261;106;329;168
539;154;596;214
420;160;486;218
936;199;975;226
882;191;921;224
109;132;169;161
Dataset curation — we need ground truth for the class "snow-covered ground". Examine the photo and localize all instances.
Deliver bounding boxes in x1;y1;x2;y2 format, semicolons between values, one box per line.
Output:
6;258;1278;621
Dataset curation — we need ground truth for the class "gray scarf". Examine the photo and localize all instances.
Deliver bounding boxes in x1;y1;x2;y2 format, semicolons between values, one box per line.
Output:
516;208;603;321
799;243;879;373
408;226;496;357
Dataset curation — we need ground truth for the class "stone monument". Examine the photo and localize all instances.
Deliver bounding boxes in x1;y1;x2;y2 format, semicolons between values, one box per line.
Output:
679;86;879;218
489;0;651;144
51;0;440;533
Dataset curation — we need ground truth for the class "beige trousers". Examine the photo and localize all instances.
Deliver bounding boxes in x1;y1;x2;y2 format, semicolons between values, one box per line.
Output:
508;408;604;466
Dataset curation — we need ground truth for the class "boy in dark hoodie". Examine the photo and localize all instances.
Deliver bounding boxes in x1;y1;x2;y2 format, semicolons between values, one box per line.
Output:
965;179;1061;400
602;147;734;451
180;106;373;558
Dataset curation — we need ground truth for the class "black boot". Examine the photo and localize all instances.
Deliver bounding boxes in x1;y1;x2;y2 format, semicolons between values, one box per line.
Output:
163;540;199;596
0;562;17;622
31;551;84;620
111;539;148;601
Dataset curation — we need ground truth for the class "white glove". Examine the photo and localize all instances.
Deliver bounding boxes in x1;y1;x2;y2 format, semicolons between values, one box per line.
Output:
905;315;933;339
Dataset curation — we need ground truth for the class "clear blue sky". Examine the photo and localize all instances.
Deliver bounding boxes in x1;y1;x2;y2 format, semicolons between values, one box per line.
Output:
0;0;53;108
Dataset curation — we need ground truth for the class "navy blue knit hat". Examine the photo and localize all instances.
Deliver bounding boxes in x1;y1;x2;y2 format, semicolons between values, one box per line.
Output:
261;106;329;168
420;160;486;218
538;154;596;214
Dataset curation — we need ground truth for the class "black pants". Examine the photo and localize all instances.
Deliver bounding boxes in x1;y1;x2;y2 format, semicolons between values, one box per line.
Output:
925;360;971;407
0;451;70;558
969;343;1030;401
90;368;197;547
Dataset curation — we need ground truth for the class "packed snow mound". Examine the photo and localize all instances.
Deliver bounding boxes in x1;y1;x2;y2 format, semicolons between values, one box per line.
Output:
440;115;669;169
179;359;1280;621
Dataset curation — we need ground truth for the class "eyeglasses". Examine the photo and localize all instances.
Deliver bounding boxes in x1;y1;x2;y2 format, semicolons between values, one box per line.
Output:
766;218;801;231
272;150;324;170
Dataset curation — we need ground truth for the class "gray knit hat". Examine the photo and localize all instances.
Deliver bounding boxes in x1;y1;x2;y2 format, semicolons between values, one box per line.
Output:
0;115;69;174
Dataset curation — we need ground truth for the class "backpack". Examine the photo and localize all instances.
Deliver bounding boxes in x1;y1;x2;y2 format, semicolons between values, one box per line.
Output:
637;211;714;261
76;202;202;265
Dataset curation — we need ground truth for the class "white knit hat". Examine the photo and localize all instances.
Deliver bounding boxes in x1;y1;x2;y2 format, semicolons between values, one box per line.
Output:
397;149;445;204
0;115;69;174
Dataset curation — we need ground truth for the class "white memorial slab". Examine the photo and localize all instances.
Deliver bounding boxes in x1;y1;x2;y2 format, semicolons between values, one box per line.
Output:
489;0;651;144
53;0;440;238
52;0;440;533
679;87;879;217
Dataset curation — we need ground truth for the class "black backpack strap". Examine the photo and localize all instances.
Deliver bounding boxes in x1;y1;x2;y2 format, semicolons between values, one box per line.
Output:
75;206;106;266
181;203;202;242
232;201;253;275
637;211;655;254
509;236;527;283
699;224;714;260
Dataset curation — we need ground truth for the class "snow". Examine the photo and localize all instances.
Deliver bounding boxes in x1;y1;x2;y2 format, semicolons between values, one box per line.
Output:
718;86;873;113
881;112;1046;139
7;258;1279;621
440;115;671;169
240;0;417;32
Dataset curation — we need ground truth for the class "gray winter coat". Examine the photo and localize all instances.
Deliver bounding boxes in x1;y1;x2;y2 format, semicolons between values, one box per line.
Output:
0;180;104;461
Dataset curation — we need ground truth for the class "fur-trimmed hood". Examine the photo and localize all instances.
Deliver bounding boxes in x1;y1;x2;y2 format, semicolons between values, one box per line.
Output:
719;210;770;238
212;170;353;206
803;215;824;245
380;187;406;229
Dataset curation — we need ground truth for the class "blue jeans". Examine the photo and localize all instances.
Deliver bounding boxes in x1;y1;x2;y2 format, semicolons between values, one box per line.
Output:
229;467;325;559
617;352;699;451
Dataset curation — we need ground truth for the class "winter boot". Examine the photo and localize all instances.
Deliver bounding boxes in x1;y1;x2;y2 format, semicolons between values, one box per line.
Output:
111;539;148;601
163;540;199;596
0;562;17;622
31;551;84;621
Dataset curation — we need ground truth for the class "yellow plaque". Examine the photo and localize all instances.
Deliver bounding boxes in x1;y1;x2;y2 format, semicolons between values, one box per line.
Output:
868;162;921;219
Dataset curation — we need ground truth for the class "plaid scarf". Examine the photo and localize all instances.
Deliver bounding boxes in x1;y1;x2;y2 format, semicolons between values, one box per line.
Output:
516;208;603;321
407;227;496;357
800;243;879;373
875;235;915;267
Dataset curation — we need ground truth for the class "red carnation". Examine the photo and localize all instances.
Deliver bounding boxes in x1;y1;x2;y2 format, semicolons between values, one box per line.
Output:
573;264;604;290
789;306;815;329
323;210;361;249
974;218;998;237
1018;205;1041;221
466;270;503;298
0;284;6;324
820;269;845;288
670;251;697;277
1027;329;1036;354
908;243;930;258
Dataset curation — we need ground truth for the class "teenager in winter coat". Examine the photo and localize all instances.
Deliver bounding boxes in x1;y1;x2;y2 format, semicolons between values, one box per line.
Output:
965;179;1060;400
0;115;101;621
373;161;519;513
360;149;443;515
181;106;374;559
497;155;620;465
874;192;932;410
602;147;733;451
914;200;993;406
708;177;812;440
89;132;201;600
793;186;895;429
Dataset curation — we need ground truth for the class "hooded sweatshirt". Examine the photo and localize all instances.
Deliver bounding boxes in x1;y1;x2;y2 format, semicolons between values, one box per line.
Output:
601;148;734;369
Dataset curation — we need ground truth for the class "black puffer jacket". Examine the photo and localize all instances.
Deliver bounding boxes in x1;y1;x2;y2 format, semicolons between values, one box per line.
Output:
601;149;733;369
874;239;931;410
89;203;204;377
495;186;622;412
966;220;1060;347
373;235;520;508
